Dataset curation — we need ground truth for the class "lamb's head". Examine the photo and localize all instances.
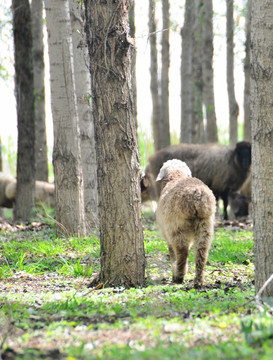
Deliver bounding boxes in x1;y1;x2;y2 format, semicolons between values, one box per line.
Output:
156;159;192;184
233;141;251;171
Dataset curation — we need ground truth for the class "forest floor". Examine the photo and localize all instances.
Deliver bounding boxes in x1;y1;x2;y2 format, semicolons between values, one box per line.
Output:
0;209;272;360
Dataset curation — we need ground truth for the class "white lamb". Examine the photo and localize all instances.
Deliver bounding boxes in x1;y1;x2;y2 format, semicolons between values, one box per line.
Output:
156;159;216;287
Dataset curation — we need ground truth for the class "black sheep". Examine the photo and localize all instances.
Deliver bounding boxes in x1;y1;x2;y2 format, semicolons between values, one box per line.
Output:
141;141;251;220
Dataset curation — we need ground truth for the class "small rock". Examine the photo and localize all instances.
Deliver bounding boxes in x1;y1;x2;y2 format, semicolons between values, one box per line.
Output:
164;323;183;333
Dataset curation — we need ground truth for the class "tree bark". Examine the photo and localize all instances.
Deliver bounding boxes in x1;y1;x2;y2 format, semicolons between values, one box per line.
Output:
243;0;252;142
192;0;204;143
149;0;160;151
69;0;98;231
202;0;218;143
31;0;48;182
45;0;86;237
12;0;35;222
180;0;193;144
84;0;145;288
160;0;170;149
250;0;273;297
226;0;239;146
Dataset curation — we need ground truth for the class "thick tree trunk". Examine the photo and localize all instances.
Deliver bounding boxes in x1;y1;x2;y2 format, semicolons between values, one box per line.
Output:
192;0;204;143
69;0;98;231
226;0;239;146
243;0;252;142
45;0;86;237
12;0;35;222
180;0;193;144
202;0;218;143
251;0;273;297
149;0;160;151
84;0;145;288
160;0;170;149
32;0;48;182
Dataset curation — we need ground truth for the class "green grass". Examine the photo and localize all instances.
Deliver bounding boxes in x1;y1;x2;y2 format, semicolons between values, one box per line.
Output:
0;232;100;278
210;228;253;264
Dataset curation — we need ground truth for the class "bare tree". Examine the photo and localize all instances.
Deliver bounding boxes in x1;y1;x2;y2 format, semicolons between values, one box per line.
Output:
192;0;204;143
202;0;218;143
160;0;170;149
12;0;35;221
243;0;252;142
31;0;48;182
84;0;145;288
250;0;273;297
180;0;193;144
149;0;160;151
226;0;239;146
45;0;86;237
69;0;98;231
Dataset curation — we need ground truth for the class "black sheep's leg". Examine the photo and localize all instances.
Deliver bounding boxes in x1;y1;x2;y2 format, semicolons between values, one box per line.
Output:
222;192;229;220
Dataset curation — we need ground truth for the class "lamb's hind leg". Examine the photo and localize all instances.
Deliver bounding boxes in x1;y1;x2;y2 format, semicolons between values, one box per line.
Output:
193;225;212;287
171;234;190;283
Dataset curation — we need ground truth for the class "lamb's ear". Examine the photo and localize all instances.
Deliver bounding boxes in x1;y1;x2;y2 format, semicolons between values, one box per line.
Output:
156;168;166;182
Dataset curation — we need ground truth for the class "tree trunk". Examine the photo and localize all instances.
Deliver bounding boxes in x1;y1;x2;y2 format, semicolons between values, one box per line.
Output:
192;0;204;143
180;0;193;144
250;0;273;297
69;0;98;231
160;0;170;149
129;2;137;123
226;0;239;146
31;0;48;182
84;0;145;288
202;0;218;143
243;0;252;142
45;0;86;237
12;0;35;222
149;0;160;151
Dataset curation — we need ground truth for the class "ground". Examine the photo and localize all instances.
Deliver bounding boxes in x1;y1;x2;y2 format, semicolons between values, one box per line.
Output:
0;214;272;360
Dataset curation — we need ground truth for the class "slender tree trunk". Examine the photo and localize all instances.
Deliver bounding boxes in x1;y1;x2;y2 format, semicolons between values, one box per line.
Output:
250;0;273;297
226;0;239;146
202;0;218;143
45;0;86;237
129;2;137;123
84;0;145;288
32;0;48;182
160;0;170;148
192;0;204;143
180;0;193;144
69;0;98;230
12;0;35;222
149;0;160;151
243;0;252;142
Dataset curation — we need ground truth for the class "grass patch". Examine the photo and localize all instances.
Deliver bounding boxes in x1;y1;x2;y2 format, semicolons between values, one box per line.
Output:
0;232;100;278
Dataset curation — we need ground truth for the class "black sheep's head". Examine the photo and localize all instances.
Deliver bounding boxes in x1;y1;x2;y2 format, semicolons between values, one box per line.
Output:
234;141;251;170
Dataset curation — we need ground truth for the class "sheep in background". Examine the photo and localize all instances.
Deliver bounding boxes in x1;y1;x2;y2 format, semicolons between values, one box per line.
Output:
141;141;251;220
228;191;249;218
156;159;216;287
0;173;16;208
228;172;252;218
5;180;55;208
